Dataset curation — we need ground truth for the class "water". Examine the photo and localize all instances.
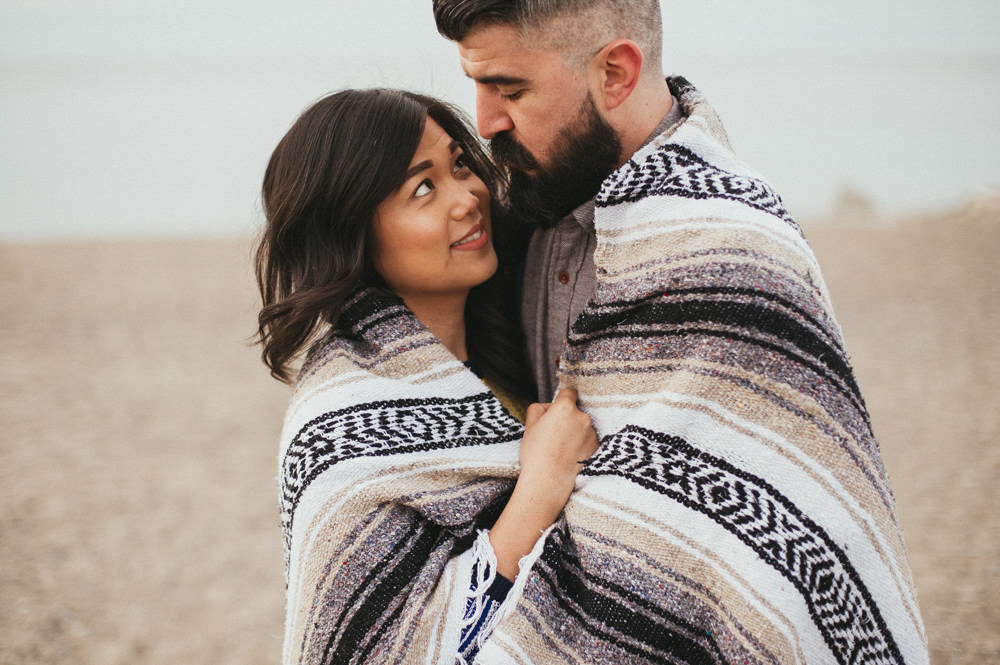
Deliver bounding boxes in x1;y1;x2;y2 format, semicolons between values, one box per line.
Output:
2;1;998;241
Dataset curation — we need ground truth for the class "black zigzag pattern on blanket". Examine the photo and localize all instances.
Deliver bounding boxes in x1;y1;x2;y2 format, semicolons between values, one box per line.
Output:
596;143;798;230
582;426;904;665
280;393;523;538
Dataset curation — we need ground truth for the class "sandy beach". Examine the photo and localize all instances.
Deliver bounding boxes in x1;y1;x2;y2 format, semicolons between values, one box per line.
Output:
1;203;998;664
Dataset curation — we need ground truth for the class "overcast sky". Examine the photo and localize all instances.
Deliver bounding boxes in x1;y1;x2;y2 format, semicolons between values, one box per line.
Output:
2;0;998;240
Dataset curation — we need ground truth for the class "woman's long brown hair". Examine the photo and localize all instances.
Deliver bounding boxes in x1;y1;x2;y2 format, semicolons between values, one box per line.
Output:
255;88;535;400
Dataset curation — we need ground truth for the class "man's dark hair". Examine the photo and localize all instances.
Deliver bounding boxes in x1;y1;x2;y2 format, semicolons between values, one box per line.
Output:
433;0;662;70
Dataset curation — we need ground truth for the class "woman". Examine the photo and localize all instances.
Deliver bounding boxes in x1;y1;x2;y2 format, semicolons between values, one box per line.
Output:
255;89;598;665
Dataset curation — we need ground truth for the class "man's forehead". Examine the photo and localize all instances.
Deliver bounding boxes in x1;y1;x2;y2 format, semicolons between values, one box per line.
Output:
457;24;558;81
457;22;523;52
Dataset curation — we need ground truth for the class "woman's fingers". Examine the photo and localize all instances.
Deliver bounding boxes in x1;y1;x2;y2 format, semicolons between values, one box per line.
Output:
553;387;579;405
525;401;550;426
521;386;598;475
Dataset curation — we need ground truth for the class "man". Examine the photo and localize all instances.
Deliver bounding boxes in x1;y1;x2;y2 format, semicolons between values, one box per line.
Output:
441;0;677;400
434;1;929;664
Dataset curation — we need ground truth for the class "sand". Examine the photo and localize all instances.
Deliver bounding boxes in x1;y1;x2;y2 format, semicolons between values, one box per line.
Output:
1;204;998;664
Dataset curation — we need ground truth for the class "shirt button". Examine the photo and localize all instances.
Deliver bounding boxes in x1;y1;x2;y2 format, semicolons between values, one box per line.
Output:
558;271;570;284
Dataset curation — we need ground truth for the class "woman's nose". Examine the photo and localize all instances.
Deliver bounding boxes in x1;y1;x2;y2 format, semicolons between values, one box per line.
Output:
450;179;482;219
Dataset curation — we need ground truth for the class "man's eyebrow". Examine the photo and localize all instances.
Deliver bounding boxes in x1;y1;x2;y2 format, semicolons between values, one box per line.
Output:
467;73;528;87
403;142;462;180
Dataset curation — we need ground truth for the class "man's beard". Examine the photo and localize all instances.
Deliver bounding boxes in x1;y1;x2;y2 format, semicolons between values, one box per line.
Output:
490;94;622;227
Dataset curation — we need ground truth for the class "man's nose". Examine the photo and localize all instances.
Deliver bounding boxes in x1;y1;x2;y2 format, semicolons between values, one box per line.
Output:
475;89;514;140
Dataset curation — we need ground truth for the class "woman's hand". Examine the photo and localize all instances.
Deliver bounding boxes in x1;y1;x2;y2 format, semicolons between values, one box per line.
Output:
519;387;600;508
489;388;599;580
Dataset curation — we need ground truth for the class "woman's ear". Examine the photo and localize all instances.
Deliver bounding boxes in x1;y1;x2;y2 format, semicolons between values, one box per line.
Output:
591;39;643;110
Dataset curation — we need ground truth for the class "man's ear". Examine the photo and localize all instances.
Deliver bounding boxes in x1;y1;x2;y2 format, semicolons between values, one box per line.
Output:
592;39;643;110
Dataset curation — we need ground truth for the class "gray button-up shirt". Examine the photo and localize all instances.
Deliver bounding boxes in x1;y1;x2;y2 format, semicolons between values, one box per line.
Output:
521;98;685;400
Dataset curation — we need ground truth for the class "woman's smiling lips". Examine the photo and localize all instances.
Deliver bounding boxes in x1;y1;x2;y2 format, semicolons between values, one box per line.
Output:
450;222;488;251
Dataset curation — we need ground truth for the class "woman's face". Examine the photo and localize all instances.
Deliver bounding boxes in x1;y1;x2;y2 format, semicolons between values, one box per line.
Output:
372;117;497;309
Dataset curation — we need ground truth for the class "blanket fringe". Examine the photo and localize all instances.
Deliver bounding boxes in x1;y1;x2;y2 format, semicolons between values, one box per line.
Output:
478;524;555;646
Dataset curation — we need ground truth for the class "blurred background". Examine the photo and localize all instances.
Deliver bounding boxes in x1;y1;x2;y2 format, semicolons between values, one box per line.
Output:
2;0;998;241
1;1;998;663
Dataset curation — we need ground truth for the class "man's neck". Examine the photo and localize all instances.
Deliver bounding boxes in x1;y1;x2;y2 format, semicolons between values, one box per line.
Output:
615;76;674;166
569;91;681;231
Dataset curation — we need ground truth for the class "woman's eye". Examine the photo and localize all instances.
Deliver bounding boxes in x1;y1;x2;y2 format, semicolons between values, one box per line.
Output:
414;180;433;197
453;155;471;174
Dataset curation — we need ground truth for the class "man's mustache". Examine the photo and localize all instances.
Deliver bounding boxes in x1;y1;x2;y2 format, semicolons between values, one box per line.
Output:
489;132;540;173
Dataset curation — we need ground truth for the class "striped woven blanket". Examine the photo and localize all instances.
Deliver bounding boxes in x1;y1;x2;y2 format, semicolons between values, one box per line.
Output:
280;290;532;664
472;77;928;664
279;77;927;664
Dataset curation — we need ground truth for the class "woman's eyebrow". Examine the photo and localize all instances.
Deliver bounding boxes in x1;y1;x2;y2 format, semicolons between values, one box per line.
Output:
404;161;433;180
404;141;462;180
